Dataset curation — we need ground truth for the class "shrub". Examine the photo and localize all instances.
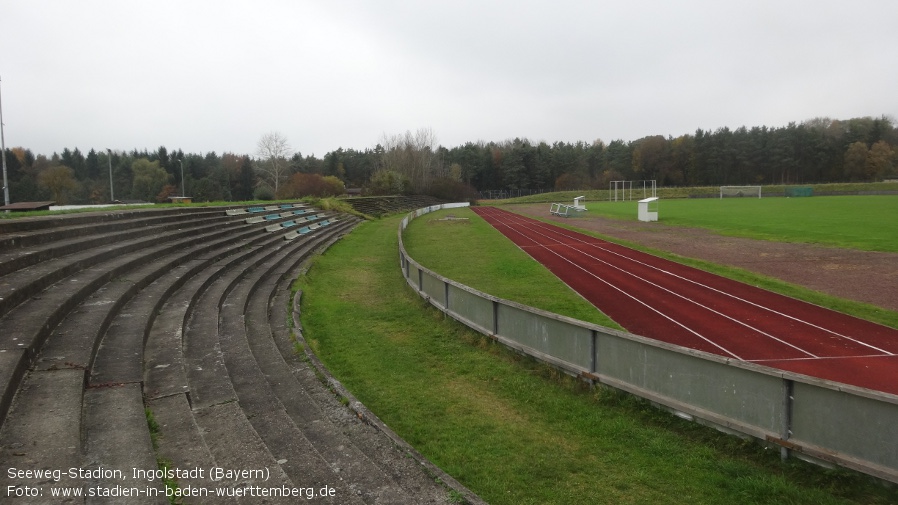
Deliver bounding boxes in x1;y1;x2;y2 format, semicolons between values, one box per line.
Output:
253;184;275;200
278;173;346;198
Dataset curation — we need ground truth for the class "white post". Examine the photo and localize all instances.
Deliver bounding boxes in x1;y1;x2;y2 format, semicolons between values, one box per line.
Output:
106;148;114;202
1;75;9;209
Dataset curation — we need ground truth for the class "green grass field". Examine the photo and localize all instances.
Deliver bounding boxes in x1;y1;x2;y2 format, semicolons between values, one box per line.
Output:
297;213;898;505
571;195;898;252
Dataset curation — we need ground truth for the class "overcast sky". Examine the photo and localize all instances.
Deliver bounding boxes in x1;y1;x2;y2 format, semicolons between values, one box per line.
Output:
2;0;897;158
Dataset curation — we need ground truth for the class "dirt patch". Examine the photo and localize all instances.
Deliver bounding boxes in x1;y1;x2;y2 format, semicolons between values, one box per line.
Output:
507;204;898;313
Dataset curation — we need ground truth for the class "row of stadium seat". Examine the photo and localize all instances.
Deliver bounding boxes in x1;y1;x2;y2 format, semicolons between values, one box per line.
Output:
225;203;307;216
283;218;339;241
244;207;315;224
264;213;326;232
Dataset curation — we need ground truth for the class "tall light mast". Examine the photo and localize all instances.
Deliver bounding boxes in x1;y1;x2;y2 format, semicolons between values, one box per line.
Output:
1;75;9;208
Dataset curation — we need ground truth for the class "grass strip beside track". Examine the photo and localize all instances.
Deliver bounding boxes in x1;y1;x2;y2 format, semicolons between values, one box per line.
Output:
400;207;620;329
295;214;898;505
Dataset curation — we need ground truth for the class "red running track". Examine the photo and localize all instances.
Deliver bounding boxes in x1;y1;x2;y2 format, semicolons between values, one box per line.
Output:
471;207;898;395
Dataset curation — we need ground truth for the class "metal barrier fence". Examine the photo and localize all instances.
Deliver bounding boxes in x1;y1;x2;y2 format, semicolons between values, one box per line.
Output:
398;203;898;485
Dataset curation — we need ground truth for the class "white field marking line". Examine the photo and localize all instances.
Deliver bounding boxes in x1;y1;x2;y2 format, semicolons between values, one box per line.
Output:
495;212;817;359
747;353;893;363
483;210;744;360
504;211;895;357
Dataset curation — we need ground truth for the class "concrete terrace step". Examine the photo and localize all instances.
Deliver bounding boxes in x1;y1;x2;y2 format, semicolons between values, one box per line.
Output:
235;225;437;503
141;222;360;504
216;222;385;502
0;205;482;504
343;195;445;217
0;209;285;422
0;208;246;318
0;210;344;502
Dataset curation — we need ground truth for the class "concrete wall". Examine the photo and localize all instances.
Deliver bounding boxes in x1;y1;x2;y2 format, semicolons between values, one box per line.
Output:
399;203;898;485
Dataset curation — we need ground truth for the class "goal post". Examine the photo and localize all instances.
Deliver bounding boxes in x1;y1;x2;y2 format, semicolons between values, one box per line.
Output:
719;186;761;198
610;180;656;201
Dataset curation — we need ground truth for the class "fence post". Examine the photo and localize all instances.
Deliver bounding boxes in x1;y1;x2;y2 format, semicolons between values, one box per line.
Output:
781;378;794;461
590;330;598;375
444;280;450;311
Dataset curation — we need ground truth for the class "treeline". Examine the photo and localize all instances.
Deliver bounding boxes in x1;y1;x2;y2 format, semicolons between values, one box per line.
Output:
0;146;357;205
443;115;897;191
2;115;895;205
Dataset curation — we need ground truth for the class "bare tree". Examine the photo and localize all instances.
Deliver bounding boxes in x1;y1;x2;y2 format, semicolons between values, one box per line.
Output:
255;131;293;194
379;127;442;193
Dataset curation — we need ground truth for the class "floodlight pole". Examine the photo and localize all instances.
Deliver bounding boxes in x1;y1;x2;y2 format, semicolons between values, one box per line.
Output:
176;159;185;197
1;75;10;208
106;148;114;202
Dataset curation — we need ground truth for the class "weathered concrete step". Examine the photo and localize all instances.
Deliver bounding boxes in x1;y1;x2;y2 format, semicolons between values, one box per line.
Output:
144;264;225;401
0;369;84;498
175;228;365;502
86;262;199;384
184;235;309;409
143;226;318;400
0;349;29;426
0;213;279;430
0;216;242;320
0;206;236;237
88;216;290;385
0;208;243;277
0;227;216;365
0;208;273;361
266;221;461;503
191;401;300;504
219;228;384;503
232;228;420;503
82;383;167;504
145;393;236;505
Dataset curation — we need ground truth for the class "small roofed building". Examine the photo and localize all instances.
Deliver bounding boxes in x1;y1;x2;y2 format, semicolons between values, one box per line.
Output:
0;201;55;212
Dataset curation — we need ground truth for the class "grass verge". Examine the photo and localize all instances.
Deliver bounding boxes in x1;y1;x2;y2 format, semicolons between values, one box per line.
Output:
401;208;620;329
295;214;898;505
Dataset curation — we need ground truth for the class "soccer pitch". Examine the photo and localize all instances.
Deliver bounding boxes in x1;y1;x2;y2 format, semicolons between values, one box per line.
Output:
584;195;898;253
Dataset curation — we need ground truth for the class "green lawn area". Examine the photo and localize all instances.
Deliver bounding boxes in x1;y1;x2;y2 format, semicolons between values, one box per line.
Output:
296;214;898;505
401;208;620;329
571;196;898;252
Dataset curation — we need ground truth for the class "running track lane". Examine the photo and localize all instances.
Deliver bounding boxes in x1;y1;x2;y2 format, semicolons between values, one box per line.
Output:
471;207;898;395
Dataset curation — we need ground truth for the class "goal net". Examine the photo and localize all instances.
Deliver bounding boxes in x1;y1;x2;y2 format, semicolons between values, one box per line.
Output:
719;186;761;198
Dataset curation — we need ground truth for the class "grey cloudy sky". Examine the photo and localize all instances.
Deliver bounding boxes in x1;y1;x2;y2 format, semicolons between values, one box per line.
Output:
2;0;896;158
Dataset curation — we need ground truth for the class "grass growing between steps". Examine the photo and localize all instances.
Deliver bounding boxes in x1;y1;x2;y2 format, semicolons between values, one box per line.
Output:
145;408;182;505
295;215;898;505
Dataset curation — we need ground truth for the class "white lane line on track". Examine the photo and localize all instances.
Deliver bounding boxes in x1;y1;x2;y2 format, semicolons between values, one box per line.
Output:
488;211;817;359
497;210;894;357
747;353;894;363
478;210;745;360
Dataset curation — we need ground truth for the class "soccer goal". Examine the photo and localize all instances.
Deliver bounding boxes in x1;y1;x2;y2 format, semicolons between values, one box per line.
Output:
719;186;761;198
610;180;656;201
